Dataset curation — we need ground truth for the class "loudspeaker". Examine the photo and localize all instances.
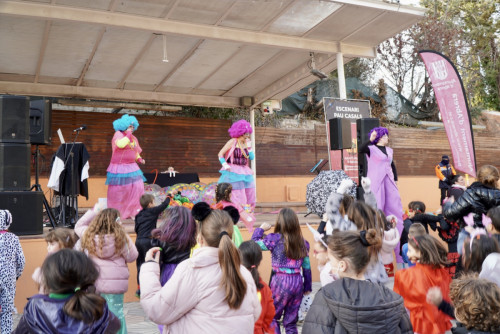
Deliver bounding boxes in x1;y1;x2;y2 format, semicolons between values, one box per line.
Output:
356;118;380;178
0;143;31;191
0;95;29;143
30;99;52;145
329;118;352;150
0;191;43;235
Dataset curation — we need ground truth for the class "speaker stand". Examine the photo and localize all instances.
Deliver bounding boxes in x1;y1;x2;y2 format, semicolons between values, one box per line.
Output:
31;145;56;229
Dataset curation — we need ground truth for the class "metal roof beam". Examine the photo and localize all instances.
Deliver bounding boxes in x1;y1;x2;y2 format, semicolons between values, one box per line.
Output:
0;1;375;56
0;81;241;108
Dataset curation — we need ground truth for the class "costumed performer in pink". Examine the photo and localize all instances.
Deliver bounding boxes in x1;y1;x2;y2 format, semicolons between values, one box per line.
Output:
360;126;404;263
106;114;146;219
218;120;256;216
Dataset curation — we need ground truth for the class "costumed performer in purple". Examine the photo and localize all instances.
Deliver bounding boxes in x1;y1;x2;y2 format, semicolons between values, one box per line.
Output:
218;120;256;217
106;114;146;219
360;126;404;262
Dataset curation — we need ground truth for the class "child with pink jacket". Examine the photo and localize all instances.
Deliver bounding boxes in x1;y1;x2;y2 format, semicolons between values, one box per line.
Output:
140;202;261;334
74;205;138;334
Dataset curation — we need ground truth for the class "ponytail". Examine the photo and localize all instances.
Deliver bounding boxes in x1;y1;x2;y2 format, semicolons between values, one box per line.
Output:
64;287;106;323
239;240;263;289
219;234;247;309
328;228;382;274
42;249;106;323
192;203;247;309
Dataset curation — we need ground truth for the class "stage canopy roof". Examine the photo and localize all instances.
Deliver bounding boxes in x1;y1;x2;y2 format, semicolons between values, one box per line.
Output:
0;0;425;109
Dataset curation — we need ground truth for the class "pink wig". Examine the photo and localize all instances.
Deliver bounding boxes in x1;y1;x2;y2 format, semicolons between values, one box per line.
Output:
228;120;253;138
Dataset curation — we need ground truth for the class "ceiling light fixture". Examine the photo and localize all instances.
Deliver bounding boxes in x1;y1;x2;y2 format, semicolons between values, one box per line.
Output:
309;52;328;79
162;35;169;63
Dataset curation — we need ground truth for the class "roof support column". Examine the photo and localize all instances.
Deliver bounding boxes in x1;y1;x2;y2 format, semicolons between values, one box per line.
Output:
250;108;257;203
337;52;347;99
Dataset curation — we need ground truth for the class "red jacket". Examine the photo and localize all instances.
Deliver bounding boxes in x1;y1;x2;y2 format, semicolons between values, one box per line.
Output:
394;263;452;334
255;278;275;334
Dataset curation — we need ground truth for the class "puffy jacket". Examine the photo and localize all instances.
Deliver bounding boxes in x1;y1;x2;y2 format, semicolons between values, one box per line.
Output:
443;182;500;228
75;209;138;294
140;246;261;334
139;247;261;334
303;278;412;334
13;294;121;334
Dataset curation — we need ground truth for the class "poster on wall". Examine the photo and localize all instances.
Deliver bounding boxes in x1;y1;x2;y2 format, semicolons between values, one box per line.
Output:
323;98;371;184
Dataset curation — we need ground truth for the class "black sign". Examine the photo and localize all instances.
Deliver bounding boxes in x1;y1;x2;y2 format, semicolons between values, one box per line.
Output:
323;98;371;121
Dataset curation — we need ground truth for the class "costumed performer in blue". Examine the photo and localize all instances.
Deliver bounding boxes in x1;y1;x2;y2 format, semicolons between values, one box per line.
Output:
106;114;146;219
359;126;404;263
218;120;256;231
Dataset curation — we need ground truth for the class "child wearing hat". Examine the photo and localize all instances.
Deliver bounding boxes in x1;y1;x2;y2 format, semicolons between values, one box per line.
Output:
435;155;456;206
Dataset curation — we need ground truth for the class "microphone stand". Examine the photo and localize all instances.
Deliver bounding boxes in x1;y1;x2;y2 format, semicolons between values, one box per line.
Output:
31;145;57;229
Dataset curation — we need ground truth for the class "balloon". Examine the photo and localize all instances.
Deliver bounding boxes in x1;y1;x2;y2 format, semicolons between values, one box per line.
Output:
190;182;207;192
199;182;217;206
180;185;201;204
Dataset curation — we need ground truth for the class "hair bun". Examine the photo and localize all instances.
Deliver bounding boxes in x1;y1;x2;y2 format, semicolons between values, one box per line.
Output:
363;228;382;247
192;202;212;221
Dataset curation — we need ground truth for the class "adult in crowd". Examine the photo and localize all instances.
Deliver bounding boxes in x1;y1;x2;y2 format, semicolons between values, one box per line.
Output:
105;114;146;219
443;164;500;255
435;155;456;206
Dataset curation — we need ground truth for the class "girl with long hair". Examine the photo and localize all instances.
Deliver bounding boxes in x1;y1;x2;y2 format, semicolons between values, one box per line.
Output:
252;208;312;334
303;229;412;334
139;202;261;333
394;234;453;334
75;206;138;334
15;249;120;333
239;240;276;334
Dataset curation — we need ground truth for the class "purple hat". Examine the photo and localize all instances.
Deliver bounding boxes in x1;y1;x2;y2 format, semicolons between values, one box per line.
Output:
369;127;389;144
228;120;253;138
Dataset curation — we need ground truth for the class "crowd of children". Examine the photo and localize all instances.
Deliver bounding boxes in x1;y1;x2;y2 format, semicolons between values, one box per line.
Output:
2;164;500;333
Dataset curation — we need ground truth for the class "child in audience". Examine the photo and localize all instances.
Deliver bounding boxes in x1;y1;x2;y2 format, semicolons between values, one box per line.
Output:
239;240;276;334
381;214;401;277
223;205;243;247
462;232;499;274
486;206;500;244
302;229;412;333
215;182;254;232
75;206;138;334
449;273;500;334
150;205;197;285
401;223;426;268
348;201;388;283
480;253;500;288
313;235;334;286
32;228;78;293
139;202;261;333
0;209;25;334
134;193;171;296
14;249;121;333
252;208;312;334
394;234;453;334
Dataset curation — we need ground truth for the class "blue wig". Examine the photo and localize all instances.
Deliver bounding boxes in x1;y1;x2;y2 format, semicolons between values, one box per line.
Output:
113;114;139;132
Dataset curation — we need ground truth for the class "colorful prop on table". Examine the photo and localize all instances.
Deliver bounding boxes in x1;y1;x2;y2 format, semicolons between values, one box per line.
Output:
199;182;218;207
419;50;477;177
190;182;207;192
161;166;177;177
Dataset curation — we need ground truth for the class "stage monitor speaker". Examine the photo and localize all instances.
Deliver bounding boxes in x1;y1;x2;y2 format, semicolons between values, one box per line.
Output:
30;99;52;145
0;143;31;191
356;118;380;179
0;95;29;143
0;191;43;235
329;118;352;150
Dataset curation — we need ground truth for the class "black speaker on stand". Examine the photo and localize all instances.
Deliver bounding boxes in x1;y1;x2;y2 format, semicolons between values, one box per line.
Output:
356;118;380;199
329;118;352;150
30;99;52;145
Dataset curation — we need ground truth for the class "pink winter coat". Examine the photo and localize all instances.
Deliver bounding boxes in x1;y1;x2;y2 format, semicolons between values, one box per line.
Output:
140;246;261;334
74;209;138;294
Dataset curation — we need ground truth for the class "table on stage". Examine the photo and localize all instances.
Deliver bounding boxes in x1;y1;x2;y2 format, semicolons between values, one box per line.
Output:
143;173;200;188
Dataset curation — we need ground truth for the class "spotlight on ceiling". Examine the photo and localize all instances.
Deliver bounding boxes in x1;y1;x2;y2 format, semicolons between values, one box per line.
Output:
309;52;328;79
